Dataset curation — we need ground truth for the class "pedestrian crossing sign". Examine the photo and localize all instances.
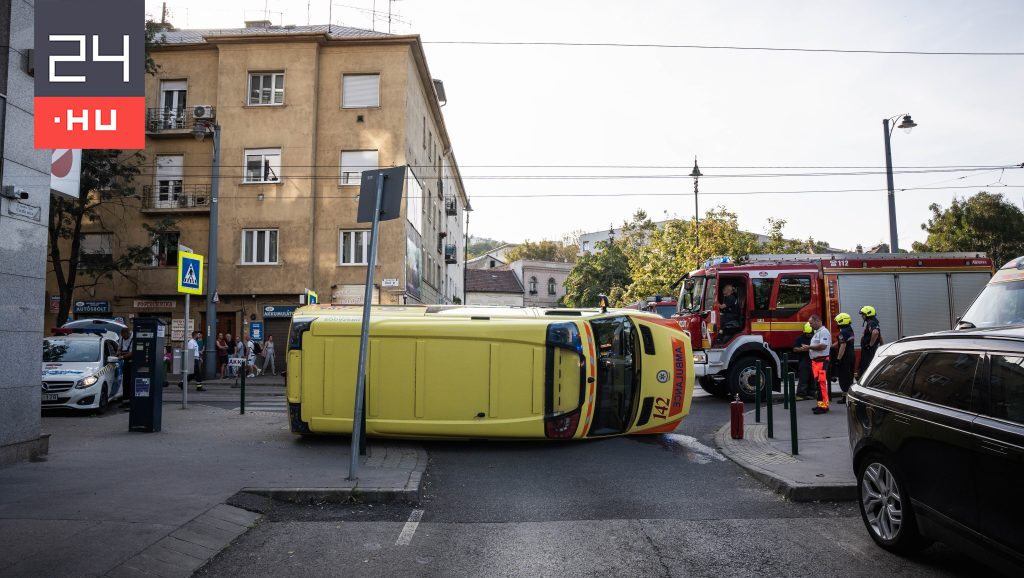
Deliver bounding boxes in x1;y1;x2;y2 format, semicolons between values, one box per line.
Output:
177;251;204;295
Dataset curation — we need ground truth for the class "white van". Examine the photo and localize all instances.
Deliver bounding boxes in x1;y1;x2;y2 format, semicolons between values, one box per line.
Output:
42;320;126;412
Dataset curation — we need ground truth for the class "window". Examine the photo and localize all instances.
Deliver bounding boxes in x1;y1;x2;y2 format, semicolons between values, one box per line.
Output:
154;155;183;207
339;230;370;265
422;117;426;149
340;150;378;185
751;278;773;311
248;72;284;105
548;278;557;295
984;354;1024;425
776;276;811;310
241;229;279;264
581;241;590;252
866;352;921;392
407;172;423;234
151;231;179;267
80;233;113;269
906;352;979;411
529;276;538;294
159;80;187;128
244;149;281;183
342;74;380;108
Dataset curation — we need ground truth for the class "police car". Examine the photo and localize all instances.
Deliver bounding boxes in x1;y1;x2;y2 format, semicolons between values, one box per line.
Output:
42;319;126;412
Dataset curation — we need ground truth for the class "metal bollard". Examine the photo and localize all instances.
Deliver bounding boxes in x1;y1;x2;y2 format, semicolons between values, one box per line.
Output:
240;362;246;415
754;359;762;423
781;354;790;410
766;366;774;439
789;371;799;455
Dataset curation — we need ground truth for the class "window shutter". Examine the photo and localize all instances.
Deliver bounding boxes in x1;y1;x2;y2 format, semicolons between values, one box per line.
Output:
340;150;379;185
343;74;380;108
155;155;184;181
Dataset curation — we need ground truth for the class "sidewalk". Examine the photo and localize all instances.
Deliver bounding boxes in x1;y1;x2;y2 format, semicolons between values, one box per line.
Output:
715;398;857;502
0;404;426;577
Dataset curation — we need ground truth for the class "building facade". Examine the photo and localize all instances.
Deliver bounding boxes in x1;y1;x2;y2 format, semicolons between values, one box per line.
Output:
465;269;524;306
44;23;470;356
508;259;572;307
0;0;50;464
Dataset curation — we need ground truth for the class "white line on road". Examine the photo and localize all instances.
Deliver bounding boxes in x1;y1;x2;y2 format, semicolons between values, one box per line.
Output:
395;509;424;546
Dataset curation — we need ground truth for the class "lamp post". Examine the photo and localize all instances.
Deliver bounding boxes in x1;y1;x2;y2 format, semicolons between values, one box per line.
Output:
882;114;917;253
690;157;702;246
193;119;222;379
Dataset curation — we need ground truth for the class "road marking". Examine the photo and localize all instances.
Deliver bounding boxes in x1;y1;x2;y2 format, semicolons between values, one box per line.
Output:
661;433;727;464
395;509;424;546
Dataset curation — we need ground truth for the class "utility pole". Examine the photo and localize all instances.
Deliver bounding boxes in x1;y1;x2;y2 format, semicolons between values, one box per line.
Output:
690;157;702;247
881;114;917;253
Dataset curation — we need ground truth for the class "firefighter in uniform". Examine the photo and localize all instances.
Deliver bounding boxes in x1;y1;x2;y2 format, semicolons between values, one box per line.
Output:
807;314;832;414
833;312;856;403
792;323;814;400
857;305;883;380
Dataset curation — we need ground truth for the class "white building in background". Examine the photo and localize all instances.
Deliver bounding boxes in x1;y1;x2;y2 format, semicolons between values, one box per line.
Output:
508;260;572;307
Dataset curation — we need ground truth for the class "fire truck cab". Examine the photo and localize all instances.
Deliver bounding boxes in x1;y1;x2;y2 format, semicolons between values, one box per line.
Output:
673;253;993;400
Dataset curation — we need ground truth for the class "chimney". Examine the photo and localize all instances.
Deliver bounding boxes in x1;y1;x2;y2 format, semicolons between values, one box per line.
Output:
244;20;273;29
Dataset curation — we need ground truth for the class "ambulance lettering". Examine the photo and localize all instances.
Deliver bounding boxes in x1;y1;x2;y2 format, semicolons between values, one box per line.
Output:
670;338;686;417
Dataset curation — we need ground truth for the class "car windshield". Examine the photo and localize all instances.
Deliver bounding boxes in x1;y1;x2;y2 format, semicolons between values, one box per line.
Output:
678;276;706;313
43;339;100;363
960;280;1024;328
587;316;639;436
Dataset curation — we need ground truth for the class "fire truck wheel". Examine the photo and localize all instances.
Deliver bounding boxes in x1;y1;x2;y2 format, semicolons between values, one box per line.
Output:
698;376;728;398
728;356;768;403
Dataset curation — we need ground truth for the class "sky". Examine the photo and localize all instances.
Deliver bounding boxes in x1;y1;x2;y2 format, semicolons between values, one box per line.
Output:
145;0;1024;252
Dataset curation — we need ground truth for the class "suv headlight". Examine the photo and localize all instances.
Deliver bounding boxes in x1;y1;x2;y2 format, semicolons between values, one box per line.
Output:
693;352;707;364
75;375;99;389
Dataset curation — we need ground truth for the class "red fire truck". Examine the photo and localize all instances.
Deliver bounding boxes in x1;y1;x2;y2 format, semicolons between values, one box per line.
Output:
672;253;993;400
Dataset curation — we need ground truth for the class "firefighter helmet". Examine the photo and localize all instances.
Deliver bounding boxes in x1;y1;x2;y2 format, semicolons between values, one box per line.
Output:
835;312;852;326
860;305;876;317
803;322;813;333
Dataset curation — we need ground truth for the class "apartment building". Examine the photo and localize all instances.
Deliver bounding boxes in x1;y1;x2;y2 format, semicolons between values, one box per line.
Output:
45;22;470;353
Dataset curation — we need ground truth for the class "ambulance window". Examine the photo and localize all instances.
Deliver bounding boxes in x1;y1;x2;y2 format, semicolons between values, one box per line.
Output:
776;276;811;310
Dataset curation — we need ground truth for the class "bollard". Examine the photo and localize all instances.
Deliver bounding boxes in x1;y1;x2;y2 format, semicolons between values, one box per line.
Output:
754;359;762;423
766;366;774;439
240;362;246;415
781;354;790;410
789;371;799;455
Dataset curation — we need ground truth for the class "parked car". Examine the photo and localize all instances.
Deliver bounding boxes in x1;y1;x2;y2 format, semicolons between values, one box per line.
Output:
847;327;1024;573
42;319;127;413
286;304;694;440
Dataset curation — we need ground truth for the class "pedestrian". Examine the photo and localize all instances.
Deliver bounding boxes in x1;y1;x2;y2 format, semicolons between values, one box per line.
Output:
857;305;883;380
216;332;228;379
182;331;204;391
791;322;814;400
833;312;856;403
226;333;238;377
244;332;256;378
117;327;134;405
252;338;264;376
807;314;832;414
261;335;277;375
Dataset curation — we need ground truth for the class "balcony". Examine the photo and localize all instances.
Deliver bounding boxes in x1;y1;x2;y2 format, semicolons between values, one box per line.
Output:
146;108;203;136
444;243;458;264
141;184;211;212
444;196;458;216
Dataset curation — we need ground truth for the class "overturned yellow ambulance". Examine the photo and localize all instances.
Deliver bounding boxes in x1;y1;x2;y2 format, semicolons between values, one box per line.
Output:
286;305;693;440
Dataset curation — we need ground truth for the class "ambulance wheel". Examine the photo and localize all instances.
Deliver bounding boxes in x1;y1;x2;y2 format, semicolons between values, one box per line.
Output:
728;356;769;403
698;377;728;398
95;385;109;415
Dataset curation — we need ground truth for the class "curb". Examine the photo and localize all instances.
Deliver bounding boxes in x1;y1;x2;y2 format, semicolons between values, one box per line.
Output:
714;421;857;502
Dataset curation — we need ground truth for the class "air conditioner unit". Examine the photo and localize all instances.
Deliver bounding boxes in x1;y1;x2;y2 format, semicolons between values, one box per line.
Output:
192;105;216;120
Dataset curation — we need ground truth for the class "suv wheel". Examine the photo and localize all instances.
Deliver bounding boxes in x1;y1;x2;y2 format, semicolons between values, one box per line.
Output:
856;453;930;553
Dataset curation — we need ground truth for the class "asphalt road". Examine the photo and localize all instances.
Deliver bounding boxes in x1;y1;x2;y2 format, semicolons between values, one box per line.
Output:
197;393;981;577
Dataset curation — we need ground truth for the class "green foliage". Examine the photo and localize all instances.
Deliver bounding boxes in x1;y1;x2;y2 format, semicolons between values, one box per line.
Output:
911;192;1024;266
761;217;832;254
504;239;577;263
466;237;507;259
562;240;631;307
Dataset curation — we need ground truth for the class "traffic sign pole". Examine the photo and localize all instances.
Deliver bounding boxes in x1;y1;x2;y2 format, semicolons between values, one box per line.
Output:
182;293;189;409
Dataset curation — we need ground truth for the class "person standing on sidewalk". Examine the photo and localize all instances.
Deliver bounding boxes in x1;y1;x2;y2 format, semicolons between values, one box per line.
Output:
117;327;134;406
807;314;832;414
216;333;228;379
261;335;277;375
857;305;883;380
833;312;856;403
244;332;257;378
183;331;204;391
792;323;814;400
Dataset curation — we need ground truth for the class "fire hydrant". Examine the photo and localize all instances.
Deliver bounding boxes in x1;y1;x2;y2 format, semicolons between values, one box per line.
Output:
730;394;744;439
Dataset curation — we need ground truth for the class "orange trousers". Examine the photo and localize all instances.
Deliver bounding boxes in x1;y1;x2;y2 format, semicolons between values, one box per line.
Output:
811;358;829;409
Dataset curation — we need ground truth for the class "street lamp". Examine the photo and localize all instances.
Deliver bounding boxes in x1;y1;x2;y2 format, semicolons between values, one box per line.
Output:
882;114;917;253
690;157;703;246
193;119;222;379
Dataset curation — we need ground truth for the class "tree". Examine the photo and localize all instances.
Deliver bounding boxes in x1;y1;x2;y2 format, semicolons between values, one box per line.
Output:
504;239;577;263
562;240;631;307
912;191;1024;266
761;218;833;254
624;207;760;302
466;237;507;259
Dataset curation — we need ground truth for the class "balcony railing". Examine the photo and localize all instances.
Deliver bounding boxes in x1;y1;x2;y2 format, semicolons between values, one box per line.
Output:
146;108;198;134
444;196;458;216
444;243;458;264
141;184;211;211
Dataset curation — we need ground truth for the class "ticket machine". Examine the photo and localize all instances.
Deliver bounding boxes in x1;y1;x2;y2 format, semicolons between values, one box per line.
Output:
128;318;166;432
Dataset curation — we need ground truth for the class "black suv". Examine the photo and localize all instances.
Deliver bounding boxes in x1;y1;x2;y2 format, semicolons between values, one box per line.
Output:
847;327;1024;574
